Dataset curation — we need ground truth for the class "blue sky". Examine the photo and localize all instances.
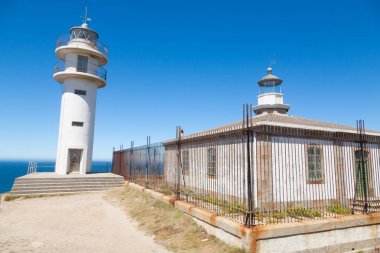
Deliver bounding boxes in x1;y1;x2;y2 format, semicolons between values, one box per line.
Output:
0;0;379;161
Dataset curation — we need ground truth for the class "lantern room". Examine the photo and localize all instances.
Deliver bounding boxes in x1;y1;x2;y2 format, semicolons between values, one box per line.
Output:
253;67;290;115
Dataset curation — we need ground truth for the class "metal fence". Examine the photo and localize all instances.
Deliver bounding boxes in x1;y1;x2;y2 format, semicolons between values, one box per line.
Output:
113;138;169;193
113;105;380;226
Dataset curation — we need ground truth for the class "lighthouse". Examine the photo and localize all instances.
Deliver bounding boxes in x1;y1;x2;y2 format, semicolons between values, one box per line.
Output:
253;67;290;115
53;16;108;174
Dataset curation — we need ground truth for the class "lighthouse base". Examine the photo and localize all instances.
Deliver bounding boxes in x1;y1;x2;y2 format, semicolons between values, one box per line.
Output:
9;173;125;197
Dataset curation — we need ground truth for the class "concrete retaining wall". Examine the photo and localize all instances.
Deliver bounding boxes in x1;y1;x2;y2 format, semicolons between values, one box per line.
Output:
126;182;380;253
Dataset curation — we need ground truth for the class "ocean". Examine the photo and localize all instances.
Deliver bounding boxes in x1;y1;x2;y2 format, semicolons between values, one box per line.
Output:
0;160;112;194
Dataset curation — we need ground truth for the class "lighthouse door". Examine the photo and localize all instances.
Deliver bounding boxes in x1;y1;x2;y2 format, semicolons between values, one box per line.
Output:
68;149;82;173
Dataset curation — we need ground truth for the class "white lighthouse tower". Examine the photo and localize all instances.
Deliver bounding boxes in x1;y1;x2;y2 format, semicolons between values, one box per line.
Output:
253;67;290;115
53;14;108;175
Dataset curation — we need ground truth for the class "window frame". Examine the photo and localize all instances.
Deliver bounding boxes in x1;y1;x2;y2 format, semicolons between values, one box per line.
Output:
207;147;217;178
306;144;324;184
354;149;371;198
77;55;88;73
182;150;190;176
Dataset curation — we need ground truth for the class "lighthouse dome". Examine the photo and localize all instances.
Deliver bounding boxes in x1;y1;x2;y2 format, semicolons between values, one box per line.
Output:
258;67;283;86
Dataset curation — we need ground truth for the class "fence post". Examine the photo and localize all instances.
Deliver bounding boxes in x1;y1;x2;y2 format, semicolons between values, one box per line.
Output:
129;141;134;181
359;120;369;213
244;104;254;227
119;145;122;176
176;126;183;200
111;147;115;174
153;147;157;189
146;136;151;187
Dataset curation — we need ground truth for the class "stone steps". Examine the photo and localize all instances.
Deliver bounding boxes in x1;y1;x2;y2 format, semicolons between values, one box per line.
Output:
12;183;123;191
9;173;125;197
13;181;124;186
10;187;124;196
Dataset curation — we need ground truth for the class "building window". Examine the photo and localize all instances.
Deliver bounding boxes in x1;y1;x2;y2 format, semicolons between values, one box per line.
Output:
307;144;324;183
77;55;88;73
75;89;86;96
354;150;369;198
182;150;189;175
207;148;217;177
72;121;84;127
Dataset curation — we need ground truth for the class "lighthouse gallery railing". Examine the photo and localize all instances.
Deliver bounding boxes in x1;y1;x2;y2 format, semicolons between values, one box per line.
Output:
56;34;108;58
54;60;107;81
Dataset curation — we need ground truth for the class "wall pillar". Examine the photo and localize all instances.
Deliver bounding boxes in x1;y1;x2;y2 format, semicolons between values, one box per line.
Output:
333;141;346;203
256;133;273;210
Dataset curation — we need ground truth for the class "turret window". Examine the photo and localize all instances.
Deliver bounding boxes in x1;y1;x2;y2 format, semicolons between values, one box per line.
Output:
77;55;88;73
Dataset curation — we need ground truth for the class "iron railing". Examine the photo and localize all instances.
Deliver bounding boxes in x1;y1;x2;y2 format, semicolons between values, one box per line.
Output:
56;34;108;58
113;106;380;226
113;140;168;193
54;60;107;81
27;161;38;174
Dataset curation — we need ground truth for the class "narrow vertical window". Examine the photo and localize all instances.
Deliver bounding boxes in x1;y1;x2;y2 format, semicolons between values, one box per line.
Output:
307;144;324;183
207;147;217;177
77;55;88;73
182;150;189;175
354;150;369;198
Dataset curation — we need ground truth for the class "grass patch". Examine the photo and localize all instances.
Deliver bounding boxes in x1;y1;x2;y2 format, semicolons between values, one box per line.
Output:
285;208;323;219
4;195;19;201
106;187;245;253
327;204;352;215
3;193;72;202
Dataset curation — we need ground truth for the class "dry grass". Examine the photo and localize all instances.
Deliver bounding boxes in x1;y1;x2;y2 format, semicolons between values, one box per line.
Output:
105;187;245;253
2;193;72;202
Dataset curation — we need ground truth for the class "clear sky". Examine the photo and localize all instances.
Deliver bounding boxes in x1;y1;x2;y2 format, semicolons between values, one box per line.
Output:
0;0;379;161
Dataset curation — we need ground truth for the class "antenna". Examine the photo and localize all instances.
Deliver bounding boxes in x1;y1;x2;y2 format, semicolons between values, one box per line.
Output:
269;57;276;68
81;5;92;24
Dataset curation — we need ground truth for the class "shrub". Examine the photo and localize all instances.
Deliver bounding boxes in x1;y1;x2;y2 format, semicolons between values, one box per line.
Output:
286;208;323;219
327;204;351;215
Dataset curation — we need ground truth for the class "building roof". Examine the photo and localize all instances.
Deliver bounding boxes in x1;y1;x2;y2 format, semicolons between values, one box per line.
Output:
164;113;380;143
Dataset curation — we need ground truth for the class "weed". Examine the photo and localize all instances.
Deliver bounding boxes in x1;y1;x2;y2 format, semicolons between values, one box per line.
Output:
327;204;351;215
4;195;19;201
106;187;245;253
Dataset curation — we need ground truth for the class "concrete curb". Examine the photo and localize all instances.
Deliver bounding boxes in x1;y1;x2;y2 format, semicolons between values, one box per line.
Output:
125;182;380;253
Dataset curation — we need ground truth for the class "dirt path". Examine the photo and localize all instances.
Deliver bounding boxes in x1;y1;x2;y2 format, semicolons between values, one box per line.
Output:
0;191;170;253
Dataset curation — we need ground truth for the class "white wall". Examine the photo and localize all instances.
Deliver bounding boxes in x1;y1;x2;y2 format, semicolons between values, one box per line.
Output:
164;135;380;207
55;53;98;174
165;136;248;204
258;93;284;105
271;137;336;207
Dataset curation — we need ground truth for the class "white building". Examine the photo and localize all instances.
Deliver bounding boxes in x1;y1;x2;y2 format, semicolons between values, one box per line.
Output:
53;20;108;174
161;67;380;219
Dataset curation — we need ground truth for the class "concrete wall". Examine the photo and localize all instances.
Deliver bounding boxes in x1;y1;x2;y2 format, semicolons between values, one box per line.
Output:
253;215;380;253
